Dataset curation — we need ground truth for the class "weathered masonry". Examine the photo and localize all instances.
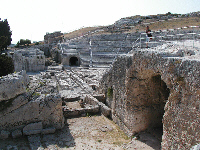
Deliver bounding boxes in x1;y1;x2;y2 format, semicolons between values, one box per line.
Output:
100;45;200;149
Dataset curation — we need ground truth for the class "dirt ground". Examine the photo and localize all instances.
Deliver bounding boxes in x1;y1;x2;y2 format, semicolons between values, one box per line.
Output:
0;115;161;150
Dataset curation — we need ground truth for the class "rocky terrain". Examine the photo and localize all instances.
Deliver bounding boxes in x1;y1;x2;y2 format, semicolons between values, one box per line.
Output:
0;11;200;150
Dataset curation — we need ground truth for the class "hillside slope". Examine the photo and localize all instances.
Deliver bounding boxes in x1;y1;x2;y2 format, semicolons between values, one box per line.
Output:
63;12;200;40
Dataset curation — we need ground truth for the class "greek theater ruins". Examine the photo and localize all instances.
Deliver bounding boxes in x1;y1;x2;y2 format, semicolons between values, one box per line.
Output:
0;14;200;149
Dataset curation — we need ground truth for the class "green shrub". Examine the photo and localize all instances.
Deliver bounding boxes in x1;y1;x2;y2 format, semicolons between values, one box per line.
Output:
107;87;113;98
35;42;39;45
0;54;14;76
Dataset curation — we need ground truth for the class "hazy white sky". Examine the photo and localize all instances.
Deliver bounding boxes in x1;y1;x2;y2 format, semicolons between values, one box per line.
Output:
0;0;200;44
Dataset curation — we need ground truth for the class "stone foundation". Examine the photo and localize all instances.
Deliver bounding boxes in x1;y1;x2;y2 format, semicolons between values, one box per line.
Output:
11;48;45;72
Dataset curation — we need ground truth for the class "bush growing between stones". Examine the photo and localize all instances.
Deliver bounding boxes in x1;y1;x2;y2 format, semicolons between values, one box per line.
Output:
0;54;14;77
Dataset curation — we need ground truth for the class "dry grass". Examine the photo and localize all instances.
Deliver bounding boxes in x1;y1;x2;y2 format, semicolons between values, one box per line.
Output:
127;17;200;32
60;16;200;40
64;26;103;40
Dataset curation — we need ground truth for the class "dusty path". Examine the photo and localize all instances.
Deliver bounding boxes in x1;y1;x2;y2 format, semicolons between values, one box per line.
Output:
0;115;161;150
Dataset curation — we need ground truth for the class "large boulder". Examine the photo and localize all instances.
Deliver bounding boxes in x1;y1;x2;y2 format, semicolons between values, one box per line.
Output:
0;70;29;102
0;93;64;131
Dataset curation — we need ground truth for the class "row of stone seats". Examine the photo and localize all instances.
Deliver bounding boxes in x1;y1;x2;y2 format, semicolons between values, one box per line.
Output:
61;28;200;67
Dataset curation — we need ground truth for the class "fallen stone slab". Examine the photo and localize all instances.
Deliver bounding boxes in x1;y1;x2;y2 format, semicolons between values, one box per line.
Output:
99;102;111;117
94;94;106;103
23;122;43;135
41;127;56;135
63;105;99;117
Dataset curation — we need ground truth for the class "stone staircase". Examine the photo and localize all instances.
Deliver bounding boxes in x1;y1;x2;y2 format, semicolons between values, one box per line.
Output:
60;26;200;67
61;33;140;67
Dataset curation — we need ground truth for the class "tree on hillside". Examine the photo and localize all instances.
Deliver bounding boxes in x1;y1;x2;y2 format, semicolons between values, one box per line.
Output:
0;54;14;76
15;39;31;47
0;19;12;51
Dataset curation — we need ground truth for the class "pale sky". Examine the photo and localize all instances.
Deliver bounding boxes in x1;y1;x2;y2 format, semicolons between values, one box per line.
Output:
0;0;199;44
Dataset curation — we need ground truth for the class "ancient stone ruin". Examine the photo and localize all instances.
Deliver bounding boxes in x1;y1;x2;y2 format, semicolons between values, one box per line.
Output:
9;48;45;72
44;31;64;44
99;42;200;149
0;16;200;149
0;70;64;139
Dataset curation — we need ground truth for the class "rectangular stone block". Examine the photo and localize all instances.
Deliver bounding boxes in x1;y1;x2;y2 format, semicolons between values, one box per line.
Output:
23;122;43;135
41;127;56;135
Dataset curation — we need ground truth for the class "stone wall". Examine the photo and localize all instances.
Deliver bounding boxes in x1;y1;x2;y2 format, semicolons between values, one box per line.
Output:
0;93;64;131
100;46;200;149
11;48;45;72
0;71;64;138
44;32;63;44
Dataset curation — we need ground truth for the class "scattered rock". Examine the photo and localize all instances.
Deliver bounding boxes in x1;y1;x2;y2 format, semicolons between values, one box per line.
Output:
41;127;56;135
23;122;43;135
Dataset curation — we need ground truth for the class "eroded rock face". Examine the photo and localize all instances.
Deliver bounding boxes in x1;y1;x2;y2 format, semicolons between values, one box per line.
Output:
0;93;64;131
12;48;45;72
0;70;29;102
100;46;200;149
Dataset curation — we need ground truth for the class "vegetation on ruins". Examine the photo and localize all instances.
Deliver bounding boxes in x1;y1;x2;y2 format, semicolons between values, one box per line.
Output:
0;19;12;51
0;54;14;76
15;39;31;47
107;87;113;98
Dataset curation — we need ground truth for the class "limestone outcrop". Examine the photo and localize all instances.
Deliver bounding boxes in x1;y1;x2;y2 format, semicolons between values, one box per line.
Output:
0;93;64;132
11;48;45;72
0;70;64;138
0;70;29;101
100;42;200;149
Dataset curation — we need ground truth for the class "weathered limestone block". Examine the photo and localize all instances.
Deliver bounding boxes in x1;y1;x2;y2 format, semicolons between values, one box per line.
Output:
99;102;111;117
37;94;64;129
63;105;99;117
41;127;56;135
0;70;29;102
0;93;64;131
0;93;29;118
12;48;45;72
100;47;200;149
84;94;111;117
23;122;43;135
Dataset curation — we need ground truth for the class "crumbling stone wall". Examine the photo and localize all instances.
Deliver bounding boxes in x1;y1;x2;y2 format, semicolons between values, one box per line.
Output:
100;50;200;149
0;71;64;138
44;31;63;44
0;70;29;101
0;93;64;131
12;48;45;72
